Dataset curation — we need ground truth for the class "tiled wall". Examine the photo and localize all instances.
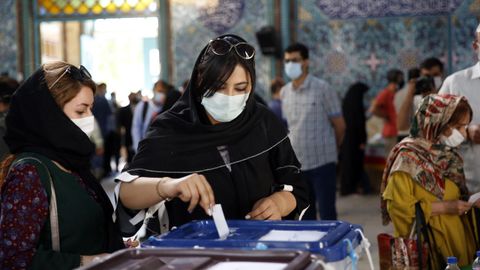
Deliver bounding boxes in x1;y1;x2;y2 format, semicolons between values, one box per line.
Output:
297;0;480;98
0;0;17;77
170;0;272;98
1;0;479;98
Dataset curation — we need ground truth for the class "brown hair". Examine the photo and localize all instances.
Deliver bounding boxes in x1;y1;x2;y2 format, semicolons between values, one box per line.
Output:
438;99;473;136
448;99;473;126
43;61;96;108
0;61;96;186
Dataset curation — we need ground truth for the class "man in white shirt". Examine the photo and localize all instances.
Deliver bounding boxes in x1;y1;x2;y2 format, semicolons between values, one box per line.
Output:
439;24;480;193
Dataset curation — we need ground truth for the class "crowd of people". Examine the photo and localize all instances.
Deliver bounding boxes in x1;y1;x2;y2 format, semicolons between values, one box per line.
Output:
0;24;479;268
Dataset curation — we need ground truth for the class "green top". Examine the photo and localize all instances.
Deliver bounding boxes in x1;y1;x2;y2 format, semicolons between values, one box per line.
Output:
13;153;108;270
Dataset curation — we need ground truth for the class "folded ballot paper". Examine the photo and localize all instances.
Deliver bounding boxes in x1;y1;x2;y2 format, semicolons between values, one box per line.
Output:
468;192;480;204
212;204;230;240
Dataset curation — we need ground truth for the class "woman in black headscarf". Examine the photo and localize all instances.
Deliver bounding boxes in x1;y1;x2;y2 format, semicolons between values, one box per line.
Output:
0;62;124;269
340;82;371;195
118;34;309;229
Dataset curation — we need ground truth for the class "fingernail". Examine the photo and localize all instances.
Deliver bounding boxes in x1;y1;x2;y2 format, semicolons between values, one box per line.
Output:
245;215;251;220
208;209;212;216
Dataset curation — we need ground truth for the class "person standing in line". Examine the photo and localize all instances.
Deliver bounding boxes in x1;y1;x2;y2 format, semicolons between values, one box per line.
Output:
131;81;182;152
281;43;345;220
420;57;444;90
370;69;404;157
439;23;480;193
268;77;287;127
340;82;371;196
118;92;139;163
394;68;420;142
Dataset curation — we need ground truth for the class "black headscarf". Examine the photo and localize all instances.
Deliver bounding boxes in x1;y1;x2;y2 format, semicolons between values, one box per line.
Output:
342;82;369;146
4;68;124;252
125;34;288;176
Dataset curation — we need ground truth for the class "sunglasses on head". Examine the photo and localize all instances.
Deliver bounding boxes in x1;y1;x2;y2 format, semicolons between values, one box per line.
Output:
207;38;255;60
50;65;92;88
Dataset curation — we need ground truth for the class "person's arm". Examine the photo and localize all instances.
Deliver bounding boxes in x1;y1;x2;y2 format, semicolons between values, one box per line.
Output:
397;80;416;132
246;192;296;220
330;115;346;147
130;102;143;151
467;124;480;144
0;163;102;269
370;99;388;119
383;171;472;236
119;173;215;214
431;200;472;216
246;135;309;220
323;83;346;147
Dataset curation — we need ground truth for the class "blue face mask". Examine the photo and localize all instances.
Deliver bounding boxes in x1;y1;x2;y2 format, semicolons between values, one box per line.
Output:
284;62;303;80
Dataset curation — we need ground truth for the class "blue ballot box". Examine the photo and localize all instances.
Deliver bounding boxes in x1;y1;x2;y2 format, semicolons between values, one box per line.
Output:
142;220;364;265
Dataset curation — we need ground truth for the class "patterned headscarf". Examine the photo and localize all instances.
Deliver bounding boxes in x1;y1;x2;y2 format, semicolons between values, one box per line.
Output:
380;94;470;225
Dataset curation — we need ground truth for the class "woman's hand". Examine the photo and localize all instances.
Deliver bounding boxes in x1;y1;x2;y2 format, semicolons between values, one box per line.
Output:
158;173;215;215
246;196;282;220
442;200;472;215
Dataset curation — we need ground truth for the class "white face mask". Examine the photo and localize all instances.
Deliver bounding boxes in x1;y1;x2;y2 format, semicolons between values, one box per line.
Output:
71;115;95;137
433;76;443;90
153;92;165;104
284;62;303;80
201;92;250;122
440;128;465;148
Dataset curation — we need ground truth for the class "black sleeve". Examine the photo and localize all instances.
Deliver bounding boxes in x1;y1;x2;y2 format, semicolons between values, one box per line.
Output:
268;137;310;219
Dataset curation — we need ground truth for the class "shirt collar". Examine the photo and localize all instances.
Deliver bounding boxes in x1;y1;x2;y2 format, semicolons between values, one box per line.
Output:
471;62;480;80
293;74;312;91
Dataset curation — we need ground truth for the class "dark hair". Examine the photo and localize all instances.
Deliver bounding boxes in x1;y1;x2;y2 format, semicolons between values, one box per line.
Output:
195;35;256;100
386;69;403;83
0;76;19;104
415;76;435;95
154;80;173;92
270;77;285;95
285;43;309;59
420;57;444;72
407;68;421;81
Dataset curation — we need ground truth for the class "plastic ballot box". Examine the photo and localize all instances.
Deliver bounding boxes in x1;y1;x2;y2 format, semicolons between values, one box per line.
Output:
142;220;365;268
77;248;324;270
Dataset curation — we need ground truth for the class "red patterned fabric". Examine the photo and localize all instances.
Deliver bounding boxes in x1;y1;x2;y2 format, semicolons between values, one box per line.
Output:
380;94;470;225
0;163;49;269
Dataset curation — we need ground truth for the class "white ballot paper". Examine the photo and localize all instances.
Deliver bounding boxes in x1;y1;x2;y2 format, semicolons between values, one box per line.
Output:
259;230;326;242
212;204;229;240
468;192;480;204
208;262;287;270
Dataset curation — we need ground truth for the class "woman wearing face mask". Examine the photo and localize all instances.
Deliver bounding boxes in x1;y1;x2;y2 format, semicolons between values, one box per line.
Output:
381;94;478;268
117;34;309;230
0;62;127;269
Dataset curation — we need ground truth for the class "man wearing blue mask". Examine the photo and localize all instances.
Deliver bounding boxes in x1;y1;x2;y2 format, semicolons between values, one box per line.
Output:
281;43;346;220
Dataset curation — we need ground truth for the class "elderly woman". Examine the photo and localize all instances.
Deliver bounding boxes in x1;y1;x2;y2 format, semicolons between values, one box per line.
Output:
381;94;477;268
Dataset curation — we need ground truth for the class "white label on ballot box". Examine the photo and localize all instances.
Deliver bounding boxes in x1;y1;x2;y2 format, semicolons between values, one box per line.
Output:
208;262;287;270
212;204;229;240
259;230;326;242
